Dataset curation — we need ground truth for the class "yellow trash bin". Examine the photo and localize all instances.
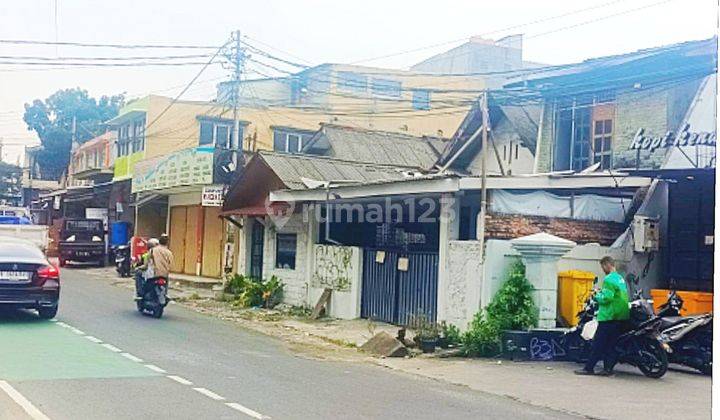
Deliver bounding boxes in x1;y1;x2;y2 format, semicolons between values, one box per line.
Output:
558;270;597;326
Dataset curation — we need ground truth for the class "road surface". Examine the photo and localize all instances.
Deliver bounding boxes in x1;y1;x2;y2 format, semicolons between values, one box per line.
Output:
0;267;579;420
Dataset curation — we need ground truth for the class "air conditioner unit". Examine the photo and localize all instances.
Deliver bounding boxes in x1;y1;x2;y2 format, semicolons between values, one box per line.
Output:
633;215;660;253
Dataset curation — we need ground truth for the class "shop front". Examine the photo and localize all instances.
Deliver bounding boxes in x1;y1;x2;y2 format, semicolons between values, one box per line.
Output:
132;146;234;278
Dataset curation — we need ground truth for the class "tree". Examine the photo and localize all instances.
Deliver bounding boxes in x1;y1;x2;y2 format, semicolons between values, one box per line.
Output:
23;88;124;180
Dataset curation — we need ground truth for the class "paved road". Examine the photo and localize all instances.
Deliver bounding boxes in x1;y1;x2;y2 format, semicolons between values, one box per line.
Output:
0;268;580;420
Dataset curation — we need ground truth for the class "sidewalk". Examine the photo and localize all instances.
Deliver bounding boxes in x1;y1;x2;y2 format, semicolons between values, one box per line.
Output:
91;267;712;420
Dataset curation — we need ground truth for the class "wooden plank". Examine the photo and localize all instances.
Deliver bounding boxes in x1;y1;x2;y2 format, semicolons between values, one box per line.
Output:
184;206;200;275
201;206;223;278
311;288;332;320
168;206;186;273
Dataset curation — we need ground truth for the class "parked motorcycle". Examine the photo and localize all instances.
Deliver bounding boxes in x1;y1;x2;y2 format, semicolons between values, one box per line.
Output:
563;288;669;378
113;244;132;277
654;290;713;375
135;276;169;319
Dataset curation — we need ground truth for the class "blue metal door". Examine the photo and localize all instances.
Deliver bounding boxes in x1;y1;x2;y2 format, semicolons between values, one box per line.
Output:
361;249;438;325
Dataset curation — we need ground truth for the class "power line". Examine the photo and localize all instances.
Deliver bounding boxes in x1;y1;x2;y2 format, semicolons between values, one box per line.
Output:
0;61;223;67
349;0;632;64
0;39;217;49
0;54;213;61
142;40;231;134
525;0;678;40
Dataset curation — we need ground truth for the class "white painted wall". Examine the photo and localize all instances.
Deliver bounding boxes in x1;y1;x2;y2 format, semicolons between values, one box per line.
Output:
482;239;631;312
262;213;310;306
441;240;483;330
307;245;363;320
436;193;460;325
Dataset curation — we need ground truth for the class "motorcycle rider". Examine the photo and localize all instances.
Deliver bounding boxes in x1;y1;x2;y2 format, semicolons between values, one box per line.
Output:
148;234;173;281
575;256;630;376
135;238;158;298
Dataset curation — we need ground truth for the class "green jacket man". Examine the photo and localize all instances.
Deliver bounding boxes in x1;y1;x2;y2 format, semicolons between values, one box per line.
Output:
576;256;629;376
595;271;630;322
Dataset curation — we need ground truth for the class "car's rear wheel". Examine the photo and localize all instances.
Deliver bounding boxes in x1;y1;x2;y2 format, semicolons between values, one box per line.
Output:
38;305;58;320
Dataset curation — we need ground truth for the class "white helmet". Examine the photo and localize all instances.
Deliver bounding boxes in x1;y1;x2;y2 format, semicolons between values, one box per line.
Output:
147;238;159;248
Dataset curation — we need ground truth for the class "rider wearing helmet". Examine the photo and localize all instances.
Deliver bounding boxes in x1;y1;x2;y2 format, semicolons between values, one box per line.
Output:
135;238;158;298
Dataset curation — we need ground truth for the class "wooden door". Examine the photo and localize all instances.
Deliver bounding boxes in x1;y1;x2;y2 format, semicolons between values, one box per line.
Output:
168;206;186;273
184;206;200;275
201;207;223;278
250;220;264;279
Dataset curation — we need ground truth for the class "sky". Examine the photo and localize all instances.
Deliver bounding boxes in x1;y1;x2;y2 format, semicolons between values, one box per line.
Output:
0;0;717;163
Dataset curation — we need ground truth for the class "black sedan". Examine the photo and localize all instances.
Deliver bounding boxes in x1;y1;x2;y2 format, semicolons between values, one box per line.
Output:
0;237;60;319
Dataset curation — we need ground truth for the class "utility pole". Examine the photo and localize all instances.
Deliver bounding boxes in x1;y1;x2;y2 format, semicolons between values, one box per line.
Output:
478;90;490;263
230;30;245;158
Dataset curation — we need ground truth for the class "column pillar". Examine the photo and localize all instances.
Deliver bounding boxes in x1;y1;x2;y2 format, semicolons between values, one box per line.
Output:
437;193;459;323
510;232;576;328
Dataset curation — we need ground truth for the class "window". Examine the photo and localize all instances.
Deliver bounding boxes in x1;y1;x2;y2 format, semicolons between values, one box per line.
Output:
273;129;313;153
337;71;367;93
372;78;402;98
593;119;613;169
275;233;297;269
131;118;145;153
117;124;130;157
412;89;431;110
199;119;234;149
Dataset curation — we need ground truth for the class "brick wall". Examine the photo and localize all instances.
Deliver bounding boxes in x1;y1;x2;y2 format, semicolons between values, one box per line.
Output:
484;213;625;246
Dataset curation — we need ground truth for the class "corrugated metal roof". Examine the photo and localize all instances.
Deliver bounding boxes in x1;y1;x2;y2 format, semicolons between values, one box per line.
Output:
303;125;448;169
258;151;417;190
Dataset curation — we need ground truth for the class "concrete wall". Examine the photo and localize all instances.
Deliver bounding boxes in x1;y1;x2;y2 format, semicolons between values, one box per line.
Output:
308;244;363;320
482;239;631;311
261;213;310;306
442;240;483;330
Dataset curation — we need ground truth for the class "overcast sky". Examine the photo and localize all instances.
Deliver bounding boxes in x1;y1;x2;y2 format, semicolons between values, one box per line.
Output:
0;0;717;163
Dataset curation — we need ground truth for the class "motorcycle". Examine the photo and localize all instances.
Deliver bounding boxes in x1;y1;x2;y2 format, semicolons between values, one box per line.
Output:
655;290;713;375
135;275;169;319
113;244;132;277
562;287;669;378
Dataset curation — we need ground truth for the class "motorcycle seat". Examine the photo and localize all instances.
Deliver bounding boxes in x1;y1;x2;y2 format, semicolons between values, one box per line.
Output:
659;316;688;329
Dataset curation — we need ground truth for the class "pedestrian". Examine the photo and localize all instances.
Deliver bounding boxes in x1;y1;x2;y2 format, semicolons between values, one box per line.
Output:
575;256;630;376
148;234;173;280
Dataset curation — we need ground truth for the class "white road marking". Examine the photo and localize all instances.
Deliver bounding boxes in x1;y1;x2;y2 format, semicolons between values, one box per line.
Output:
192;387;225;401
225;402;267;419
0;380;51;420
144;364;166;373
55;321;69;328
166;375;193;386
121;353;143;363
48;319;57;323
84;336;102;343
101;343;122;352
68;327;85;335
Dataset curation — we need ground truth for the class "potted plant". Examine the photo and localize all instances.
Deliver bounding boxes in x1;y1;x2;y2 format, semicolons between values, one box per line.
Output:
412;312;439;353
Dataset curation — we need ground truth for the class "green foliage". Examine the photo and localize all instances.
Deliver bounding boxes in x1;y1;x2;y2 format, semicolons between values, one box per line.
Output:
23;88;124;180
485;261;539;331
409;311;439;341
462;310;501;357
223;274;284;309
440;322;462;347
462;260;538;357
